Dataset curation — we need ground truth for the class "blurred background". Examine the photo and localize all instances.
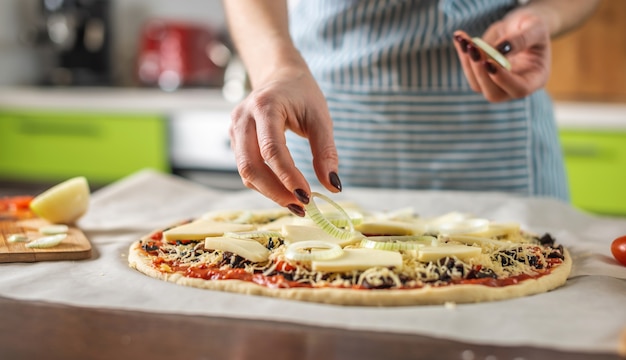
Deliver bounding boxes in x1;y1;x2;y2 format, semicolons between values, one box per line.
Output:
0;0;229;87
0;0;624;217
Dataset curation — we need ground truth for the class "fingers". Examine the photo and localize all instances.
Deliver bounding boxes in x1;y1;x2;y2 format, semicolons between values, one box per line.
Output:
496;17;546;57
481;61;543;99
452;28;548;102
452;30;481;93
306;108;341;194
230;101;308;215
454;31;508;102
229;83;341;214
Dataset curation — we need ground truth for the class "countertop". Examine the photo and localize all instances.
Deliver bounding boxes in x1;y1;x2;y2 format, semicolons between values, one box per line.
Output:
0;86;235;113
0;86;625;129
1;170;626;360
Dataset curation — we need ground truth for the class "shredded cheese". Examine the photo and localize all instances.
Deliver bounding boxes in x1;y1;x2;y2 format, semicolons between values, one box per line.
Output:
141;209;564;290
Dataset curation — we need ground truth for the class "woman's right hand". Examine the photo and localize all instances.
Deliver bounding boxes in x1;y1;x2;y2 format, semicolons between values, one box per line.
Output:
229;65;341;216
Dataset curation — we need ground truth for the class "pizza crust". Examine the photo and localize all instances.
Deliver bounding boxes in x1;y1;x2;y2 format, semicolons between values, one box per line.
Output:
128;241;572;306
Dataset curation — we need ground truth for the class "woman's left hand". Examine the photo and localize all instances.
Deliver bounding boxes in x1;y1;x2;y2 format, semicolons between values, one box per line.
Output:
453;8;552;102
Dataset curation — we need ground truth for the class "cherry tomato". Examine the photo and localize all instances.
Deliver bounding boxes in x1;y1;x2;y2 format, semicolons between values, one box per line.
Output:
611;236;626;266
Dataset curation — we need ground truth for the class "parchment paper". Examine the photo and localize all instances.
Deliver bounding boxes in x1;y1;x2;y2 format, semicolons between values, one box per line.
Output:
1;170;625;354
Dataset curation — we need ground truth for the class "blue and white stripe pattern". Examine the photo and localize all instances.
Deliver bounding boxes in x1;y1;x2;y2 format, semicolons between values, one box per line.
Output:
287;0;569;201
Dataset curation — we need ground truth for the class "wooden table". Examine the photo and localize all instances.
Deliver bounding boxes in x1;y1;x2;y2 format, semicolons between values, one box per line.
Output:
0;296;619;360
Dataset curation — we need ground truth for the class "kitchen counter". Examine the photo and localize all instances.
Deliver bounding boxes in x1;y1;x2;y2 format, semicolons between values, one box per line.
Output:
0;295;619;360
1;86;625;129
1;170;625;359
0;86;235;113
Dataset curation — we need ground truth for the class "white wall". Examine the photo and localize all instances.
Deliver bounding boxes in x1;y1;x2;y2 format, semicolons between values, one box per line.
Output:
0;0;226;86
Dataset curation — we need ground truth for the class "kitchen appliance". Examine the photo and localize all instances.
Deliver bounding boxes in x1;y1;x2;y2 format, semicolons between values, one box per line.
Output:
136;20;230;91
38;0;112;86
169;106;244;190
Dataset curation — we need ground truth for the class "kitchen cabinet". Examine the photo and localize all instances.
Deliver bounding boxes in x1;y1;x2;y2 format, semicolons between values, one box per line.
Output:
547;0;626;102
0;110;169;185
0;87;239;189
560;129;626;216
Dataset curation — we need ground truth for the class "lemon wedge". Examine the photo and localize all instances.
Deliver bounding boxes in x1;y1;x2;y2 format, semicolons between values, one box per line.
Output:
29;177;90;224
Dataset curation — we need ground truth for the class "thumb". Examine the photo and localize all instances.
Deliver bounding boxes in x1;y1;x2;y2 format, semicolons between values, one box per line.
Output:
493;16;549;56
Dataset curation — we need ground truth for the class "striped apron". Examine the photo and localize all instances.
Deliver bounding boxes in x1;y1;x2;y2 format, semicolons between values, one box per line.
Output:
287;0;569;201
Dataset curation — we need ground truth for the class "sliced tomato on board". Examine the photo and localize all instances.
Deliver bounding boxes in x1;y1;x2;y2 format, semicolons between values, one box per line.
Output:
0;196;35;220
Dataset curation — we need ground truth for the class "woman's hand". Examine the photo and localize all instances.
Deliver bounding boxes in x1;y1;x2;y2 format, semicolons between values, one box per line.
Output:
453;8;552;102
229;65;341;215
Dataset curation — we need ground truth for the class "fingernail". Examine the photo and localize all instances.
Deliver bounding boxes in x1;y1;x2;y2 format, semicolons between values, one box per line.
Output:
329;171;342;192
484;61;498;74
496;41;512;54
454;35;469;53
287;204;306;217
294;188;309;204
468;44;481;62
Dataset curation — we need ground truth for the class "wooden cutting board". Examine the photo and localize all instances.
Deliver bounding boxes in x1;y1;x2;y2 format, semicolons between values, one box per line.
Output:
0;218;92;263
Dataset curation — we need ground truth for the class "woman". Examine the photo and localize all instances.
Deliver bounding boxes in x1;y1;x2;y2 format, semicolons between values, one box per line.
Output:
223;0;599;216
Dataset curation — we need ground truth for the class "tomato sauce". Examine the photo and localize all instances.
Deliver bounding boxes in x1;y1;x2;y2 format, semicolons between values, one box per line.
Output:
151;253;557;290
165;261;312;289
455;273;538;287
143;228;564;291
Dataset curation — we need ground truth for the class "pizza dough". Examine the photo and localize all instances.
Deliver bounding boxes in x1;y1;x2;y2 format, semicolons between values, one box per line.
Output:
128;206;572;307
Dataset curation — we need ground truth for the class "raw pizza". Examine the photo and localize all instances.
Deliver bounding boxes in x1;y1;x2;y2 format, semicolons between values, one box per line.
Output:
128;193;571;306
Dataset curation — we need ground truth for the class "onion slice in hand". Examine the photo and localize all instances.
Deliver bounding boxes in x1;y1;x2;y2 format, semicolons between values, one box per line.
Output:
304;192;358;240
326;210;364;227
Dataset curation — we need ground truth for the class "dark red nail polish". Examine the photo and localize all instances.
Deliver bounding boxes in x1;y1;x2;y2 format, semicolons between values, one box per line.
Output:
287;204;306;217
329;172;342;192
496;41;512;54
468;44;481;62
484;61;498;74
294;188;309;204
454;35;469;53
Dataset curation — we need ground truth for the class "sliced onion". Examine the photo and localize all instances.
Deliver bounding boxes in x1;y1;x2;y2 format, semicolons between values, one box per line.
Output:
284;240;343;262
7;234;29;243
26;234;67;249
223;231;282;240
437;218;489;235
39;224;69;235
360;235;437;251
304;192;357;240
326;210;364;227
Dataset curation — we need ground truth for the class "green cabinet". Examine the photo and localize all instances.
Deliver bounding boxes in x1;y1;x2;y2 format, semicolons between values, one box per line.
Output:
561;130;626;216
0;110;169;185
